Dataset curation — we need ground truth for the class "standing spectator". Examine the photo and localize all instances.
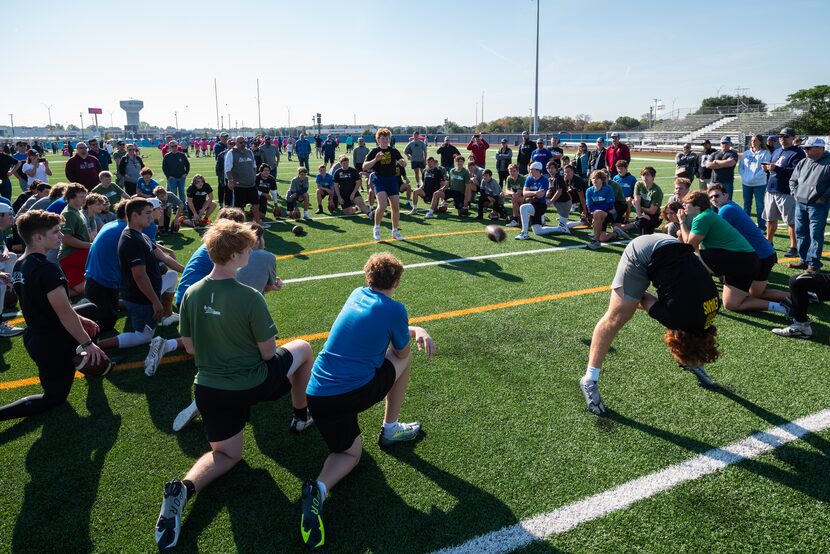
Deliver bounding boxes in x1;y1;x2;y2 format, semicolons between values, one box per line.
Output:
259;136;280;178
118;144;145;196
22;149;52;185
0;148;19;200
605;132;631;177
495;139;512;186
466;133;490;168
12;142;29;193
788;137;830;274
213;132;230;207
286;137;294;161
314;135;323;159
224;136;260;223
516;131;535;175
739;134;772;229
112;141;127;189
705;136;739;198
345;135;354;153
548;136;565;169
64;142;102;191
574;142;590;179
697;140;716;188
530;138;553;168
762;128;806;258
88;138;112;172
162;140;190;201
589;137;607;172
160;135;181;156
295;133;312;170
404;132;428;187
766;135;777;154
322;134;338;167
675;143;699;188
436;136;461;175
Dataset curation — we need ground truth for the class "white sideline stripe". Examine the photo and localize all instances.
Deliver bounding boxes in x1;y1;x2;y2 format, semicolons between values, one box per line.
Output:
433;408;830;554
282;242;597;284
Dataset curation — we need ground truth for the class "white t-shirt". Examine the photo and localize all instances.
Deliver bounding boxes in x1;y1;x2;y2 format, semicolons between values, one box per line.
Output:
22;162;49;184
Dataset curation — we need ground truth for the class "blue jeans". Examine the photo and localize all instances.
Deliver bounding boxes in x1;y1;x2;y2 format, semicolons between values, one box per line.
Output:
717;180;734;199
795;201;829;269
742;185;766;229
167;176;187;201
123;300;158;332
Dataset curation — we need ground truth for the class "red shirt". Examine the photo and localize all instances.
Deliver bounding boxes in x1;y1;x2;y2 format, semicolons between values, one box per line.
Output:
160;145;183;156
606;142;631;176
64;154;102;191
466;138;490;165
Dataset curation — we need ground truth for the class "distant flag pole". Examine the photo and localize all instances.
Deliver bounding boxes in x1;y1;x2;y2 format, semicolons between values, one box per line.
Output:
214;78;220;131
533;0;540;135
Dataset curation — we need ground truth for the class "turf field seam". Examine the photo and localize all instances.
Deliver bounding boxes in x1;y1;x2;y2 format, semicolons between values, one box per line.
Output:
432;408;830;554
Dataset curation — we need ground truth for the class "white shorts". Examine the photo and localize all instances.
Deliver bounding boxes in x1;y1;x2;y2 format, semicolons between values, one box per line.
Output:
762;191;795;225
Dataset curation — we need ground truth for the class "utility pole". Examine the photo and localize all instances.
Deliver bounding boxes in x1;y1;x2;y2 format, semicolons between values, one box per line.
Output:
8;114;14;137
533;0;540;135
214;78;220;131
43;104;54;130
80;112;85;139
481;91;484;124
256;78;262;132
287;107;291;130
475;102;478;127
174;111;179;133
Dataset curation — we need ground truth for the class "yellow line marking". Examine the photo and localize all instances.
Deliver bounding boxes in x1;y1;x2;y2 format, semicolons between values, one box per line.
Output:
0;286;611;392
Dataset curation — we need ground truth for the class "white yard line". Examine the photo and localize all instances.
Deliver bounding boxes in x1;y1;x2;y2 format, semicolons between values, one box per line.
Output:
433;408;830;554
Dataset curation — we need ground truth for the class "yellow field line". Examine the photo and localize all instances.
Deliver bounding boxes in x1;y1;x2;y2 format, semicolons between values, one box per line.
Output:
0;285;611;392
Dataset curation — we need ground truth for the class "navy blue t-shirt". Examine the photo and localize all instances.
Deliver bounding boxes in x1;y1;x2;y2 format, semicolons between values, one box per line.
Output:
766;146;806;195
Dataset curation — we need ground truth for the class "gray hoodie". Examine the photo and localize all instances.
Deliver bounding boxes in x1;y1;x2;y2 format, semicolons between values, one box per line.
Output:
790;151;830;205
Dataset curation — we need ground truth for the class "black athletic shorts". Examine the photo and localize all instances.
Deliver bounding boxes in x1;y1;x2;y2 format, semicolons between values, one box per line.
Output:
444;189;465;208
701;249;759;293
421;185;439;203
341;193;361;209
355;162;364;173
757;252;777;282
194;348;294;443
231;186;259;209
411;161;425;170
613;201;628;223
307;359;396;453
530;200;548;225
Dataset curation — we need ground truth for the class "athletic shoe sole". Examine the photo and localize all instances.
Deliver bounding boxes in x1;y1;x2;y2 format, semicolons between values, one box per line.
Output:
144;336;166;377
300;481;325;550
155;479;187;551
172;400;200;432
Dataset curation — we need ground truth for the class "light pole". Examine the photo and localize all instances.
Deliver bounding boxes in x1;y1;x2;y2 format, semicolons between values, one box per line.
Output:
528;108;532;136
475;102;478;127
533;0;540;135
43;104;54;130
481;91;484;124
256;78;262;132
174;111;179;133
80;112;85;139
214;78;220;131
287;107;291;130
9;114;14;137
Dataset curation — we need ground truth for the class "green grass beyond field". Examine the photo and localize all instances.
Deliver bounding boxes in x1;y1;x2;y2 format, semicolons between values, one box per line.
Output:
1;146;829;553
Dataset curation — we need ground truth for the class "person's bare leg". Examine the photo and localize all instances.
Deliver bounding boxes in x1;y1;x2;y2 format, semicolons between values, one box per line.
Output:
282;339;312;410
383;348;412;424
592;211;606;239
183;431;243;492
317;436;362;491
723;285;775;312
374;193;388;226
766;220;778;243
389;195;401;229
431;191;442;211
787;224;797;250
749;280;790;302
588;288;639;369
162;292;174;318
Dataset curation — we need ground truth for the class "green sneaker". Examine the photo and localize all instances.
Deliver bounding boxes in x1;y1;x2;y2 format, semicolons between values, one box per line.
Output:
300;480;325;550
378;421;421;447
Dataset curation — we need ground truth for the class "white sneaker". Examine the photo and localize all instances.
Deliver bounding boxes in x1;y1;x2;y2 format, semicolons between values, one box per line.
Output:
408;207;418;215
771;322;813;338
144;336;170;377
392;228;403;240
506;219;519;228
0;322;24;338
373;226;381;241
424;210;435;219
172;400;200;432
161;313;180;326
587;240;603;250
303;212;312;221
558;224;571;234
515;232;529;240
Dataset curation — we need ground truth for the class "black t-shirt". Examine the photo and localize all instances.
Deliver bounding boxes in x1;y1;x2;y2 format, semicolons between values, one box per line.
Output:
549;174;570;203
13;190;33;213
332;167;360;198
647;243;720;332
12;253;68;331
550;146;564;168
187;183;213;207
422;167;446;191
436;144;460;167
118;228;161;304
366;147;403;177
395;165;408;185
711;149;739;184
517;140;535;165
563;174;587;202
255;174;277;194
0;152;17;182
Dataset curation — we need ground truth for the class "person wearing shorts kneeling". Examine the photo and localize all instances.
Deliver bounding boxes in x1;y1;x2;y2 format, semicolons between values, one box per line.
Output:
581;234;722;416
333;156;372;217
153;219;314;551
410;156;446;219
299;253;435;550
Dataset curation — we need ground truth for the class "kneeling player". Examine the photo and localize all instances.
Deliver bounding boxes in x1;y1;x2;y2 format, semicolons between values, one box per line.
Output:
299;253;435;550
333;156;372;217
410;157;446;218
515;162;569;240
477;169;506;220
154;220;314;550
0;210;106;421
184;175;216;227
581;234;721;416
287;167;312;220
772;272;830;338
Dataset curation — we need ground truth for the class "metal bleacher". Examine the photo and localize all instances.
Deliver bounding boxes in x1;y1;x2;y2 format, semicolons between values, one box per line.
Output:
694;111;801;145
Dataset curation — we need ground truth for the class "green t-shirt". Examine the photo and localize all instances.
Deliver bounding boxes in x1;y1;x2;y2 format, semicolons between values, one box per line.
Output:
634;181;664;209
608;180;626;204
180;278;277;390
506;175;526;192
690;209;754;252
91;182;127;211
58;206;89;260
448;168;470;193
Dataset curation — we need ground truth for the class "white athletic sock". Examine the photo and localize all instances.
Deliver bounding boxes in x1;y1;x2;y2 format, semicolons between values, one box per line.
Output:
270;190;278;203
584;366;601;382
116;325;155;349
531;223;567;236
164;339;178;353
425;209;433;215
374;224;380;230
316;480;328;502
519;203;534;234
767;302;788;314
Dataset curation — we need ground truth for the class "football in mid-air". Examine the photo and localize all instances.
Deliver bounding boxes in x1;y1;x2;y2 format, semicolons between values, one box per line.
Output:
292;225;304;236
73;350;114;376
485;225;506;243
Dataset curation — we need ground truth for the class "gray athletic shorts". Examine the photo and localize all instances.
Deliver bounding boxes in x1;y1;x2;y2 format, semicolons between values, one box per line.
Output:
762;191;795;225
611;235;679;302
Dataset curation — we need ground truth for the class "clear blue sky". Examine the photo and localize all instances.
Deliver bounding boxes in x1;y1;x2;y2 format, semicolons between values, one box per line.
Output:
3;0;826;129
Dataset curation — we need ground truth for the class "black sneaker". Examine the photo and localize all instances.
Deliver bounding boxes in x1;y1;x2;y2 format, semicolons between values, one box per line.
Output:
314;208;324;215
300;480;325;550
784;247;799;258
155;479;188;550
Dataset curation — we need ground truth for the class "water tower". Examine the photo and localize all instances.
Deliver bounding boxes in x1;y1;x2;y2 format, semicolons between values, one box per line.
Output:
120;99;144;134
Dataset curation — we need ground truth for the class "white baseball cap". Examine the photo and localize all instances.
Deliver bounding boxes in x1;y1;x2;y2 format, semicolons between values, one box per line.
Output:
148;198;162;209
803;137;826;148
530;162;544;171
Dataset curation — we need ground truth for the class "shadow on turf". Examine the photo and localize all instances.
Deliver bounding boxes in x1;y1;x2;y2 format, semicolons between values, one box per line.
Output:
0;338;12;371
385;239;524;283
0;378;121;552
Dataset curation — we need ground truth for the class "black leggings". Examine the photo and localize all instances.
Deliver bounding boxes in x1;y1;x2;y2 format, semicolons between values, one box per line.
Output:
0;303;98;422
789;272;830;323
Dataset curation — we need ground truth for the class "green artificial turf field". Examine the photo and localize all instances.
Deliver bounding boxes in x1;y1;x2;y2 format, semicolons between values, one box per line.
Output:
1;144;829;553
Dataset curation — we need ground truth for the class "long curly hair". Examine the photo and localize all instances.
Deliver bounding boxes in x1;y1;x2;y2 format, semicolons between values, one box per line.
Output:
663;326;720;366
